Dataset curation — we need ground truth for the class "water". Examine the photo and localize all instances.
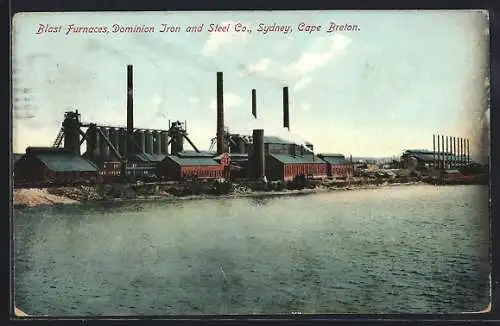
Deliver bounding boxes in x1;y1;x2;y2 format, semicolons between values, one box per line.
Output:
13;185;490;316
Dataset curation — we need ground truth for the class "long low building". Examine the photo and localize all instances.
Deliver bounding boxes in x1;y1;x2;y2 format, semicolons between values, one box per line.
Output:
317;154;354;179
401;149;471;170
267;153;327;181
14;147;99;185
156;152;224;181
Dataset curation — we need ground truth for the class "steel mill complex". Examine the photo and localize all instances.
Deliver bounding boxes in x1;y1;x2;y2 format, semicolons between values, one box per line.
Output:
13;65;481;187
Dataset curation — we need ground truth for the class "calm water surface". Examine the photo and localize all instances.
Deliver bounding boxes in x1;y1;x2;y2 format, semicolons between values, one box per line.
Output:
13;185;490;315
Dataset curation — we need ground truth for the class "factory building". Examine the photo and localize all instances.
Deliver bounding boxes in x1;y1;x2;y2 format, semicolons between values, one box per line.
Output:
156;151;224;181
14;147;99;185
100;161;122;183
267;153;327;181
401;149;470;171
317;154;353;179
262;136;327;181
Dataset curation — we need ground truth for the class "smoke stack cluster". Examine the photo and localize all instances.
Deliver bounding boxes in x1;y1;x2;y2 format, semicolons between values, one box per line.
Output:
126;65;134;156
432;134;471;169
216;72;225;154
283;86;290;130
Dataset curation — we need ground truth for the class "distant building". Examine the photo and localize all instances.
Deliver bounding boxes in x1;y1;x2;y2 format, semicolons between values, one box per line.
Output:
401;149;471;170
14;147;99;185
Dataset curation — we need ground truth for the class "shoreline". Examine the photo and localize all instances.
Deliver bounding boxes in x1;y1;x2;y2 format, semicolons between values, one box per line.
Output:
11;181;453;209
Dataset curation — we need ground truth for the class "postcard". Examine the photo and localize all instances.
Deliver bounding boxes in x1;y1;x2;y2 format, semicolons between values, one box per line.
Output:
11;10;490;316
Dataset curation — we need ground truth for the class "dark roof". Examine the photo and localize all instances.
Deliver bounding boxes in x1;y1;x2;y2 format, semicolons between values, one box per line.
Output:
26;146;70;154
177;150;214;158
270;153;325;165
318;154;350;165
403;151;465;163
164;155;221;166
29;152;98;172
213;153;248;159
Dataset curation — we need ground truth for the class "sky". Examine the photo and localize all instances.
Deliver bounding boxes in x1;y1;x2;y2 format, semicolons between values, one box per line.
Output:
12;10;490;159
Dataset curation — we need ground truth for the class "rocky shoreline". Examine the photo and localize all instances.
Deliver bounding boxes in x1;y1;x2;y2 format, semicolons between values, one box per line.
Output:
12;178;429;208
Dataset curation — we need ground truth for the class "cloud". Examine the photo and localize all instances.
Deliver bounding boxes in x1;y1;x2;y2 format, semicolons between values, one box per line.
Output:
300;102;311;112
209;93;243;111
150;94;163;107
286;34;352;77
239;34;352;85
294;76;313;91
201;21;248;56
188;97;199;105
240;58;272;76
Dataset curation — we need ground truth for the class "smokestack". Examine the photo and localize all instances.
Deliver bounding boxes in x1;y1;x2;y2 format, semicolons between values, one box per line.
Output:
437;135;441;169
460;138;464;165
467;138;470;164
216;72;225;154
454;137;458;168
252;89;257;119
283;87;290;130
448;136;453;169
127;65;134;156
441;135;444;169
445;136;449;169
433;134;436;168
252;129;265;181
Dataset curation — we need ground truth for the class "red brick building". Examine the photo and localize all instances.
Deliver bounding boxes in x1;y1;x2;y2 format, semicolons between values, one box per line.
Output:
318;154;354;179
156;154;224;181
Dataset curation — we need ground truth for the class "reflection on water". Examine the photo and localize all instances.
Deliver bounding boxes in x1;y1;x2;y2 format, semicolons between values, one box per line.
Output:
13;185;490;316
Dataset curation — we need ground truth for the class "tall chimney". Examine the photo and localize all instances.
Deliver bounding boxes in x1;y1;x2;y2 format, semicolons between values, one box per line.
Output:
445;136;449;169
441;135;444;169
127;65;134;156
252;89;257;119
453;137;457;168
252;129;265;181
433;134;436;168
449;136;453;169
283;86;290;130
437;135;441;169
216;72;225;154
460;138;463;166
467;138;470;164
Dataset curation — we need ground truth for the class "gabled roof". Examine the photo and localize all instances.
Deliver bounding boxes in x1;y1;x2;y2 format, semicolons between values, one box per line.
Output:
164;155;221;166
318;154;350;165
23;147;98;172
270;153;324;164
177;150;214;158
404;151;466;163
32;153;98;172
213;153;248;160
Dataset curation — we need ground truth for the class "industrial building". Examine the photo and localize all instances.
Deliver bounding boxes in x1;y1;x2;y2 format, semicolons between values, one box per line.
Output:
156;151;224;181
14;147;99;185
401;148;471;171
14;66;358;187
317;154;354;179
